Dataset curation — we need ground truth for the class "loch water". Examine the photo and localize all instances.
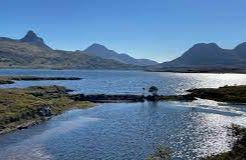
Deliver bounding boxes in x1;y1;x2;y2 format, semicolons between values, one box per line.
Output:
0;69;246;160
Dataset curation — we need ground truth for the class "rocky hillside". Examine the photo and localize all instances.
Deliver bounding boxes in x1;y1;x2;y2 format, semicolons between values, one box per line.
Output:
151;42;246;72
0;31;138;69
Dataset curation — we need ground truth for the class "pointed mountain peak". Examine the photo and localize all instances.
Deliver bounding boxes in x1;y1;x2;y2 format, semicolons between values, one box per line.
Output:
21;30;43;43
20;30;51;49
26;30;38;37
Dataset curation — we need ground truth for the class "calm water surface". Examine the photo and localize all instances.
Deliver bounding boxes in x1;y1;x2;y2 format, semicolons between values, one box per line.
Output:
0;69;246;160
1;69;246;95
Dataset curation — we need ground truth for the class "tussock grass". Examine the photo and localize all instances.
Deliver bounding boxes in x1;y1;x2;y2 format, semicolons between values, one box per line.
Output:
0;85;93;133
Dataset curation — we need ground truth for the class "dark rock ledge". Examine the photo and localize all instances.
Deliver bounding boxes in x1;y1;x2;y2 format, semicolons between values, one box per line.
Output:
0;76;82;85
70;93;196;103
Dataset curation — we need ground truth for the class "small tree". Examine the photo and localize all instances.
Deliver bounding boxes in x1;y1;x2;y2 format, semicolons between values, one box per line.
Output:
148;86;159;96
142;87;146;96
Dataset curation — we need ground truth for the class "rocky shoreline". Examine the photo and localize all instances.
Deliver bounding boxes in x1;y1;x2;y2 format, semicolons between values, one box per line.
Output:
0;118;48;135
0;85;93;135
70;93;196;103
70;85;246;103
0;87;196;135
1;84;246;135
187;85;246;103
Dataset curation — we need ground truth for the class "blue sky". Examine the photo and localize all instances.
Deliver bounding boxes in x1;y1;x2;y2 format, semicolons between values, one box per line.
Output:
1;0;246;62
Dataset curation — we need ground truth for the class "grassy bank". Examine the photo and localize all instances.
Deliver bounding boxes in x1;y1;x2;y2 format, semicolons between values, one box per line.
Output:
188;85;246;103
0;85;93;134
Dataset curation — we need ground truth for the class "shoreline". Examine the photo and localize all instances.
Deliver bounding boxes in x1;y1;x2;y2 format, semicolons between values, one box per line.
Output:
0;117;48;135
187;85;246;103
0;85;94;135
70;94;196;103
0;94;195;135
0;76;82;85
1;84;246;135
146;70;246;74
1;68;246;74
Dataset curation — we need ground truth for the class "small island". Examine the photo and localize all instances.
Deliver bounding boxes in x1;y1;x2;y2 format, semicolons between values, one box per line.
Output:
0;76;82;85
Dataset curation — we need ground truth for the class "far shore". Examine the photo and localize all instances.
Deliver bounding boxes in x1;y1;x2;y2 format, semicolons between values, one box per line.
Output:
146;68;246;74
1;67;246;74
0;75;82;85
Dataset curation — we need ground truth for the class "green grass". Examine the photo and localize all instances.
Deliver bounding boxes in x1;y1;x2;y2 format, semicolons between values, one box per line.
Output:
0;85;93;133
188;85;246;103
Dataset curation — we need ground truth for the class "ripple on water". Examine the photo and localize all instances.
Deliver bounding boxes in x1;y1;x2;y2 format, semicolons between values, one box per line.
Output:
0;70;246;159
0;101;245;160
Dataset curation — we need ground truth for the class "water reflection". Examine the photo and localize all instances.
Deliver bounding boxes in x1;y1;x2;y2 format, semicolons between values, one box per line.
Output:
0;100;245;160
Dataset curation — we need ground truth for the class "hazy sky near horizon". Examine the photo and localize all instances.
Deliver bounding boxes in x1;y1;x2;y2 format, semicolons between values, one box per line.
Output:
1;0;246;62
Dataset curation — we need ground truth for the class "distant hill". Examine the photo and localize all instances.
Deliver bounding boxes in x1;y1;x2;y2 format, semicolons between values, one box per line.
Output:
0;31;138;70
83;43;158;66
150;42;246;73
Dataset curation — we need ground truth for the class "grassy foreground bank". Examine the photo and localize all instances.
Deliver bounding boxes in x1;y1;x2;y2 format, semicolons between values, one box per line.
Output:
188;86;246;159
0;85;93;134
204;125;246;160
147;125;246;160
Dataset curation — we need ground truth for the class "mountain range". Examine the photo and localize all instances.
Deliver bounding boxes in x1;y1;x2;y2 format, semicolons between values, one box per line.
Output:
1;31;246;73
150;42;246;72
0;31;157;69
83;43;157;66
